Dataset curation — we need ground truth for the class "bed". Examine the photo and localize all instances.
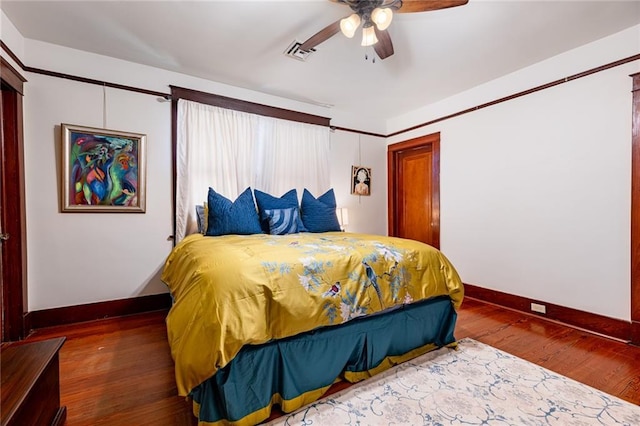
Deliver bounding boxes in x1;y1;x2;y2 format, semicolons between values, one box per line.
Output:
162;230;464;425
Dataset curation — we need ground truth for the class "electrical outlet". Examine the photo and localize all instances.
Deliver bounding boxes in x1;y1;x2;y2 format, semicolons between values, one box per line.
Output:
531;303;546;314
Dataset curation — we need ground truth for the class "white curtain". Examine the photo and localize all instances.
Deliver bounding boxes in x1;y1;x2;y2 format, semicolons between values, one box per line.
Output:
254;117;331;197
176;99;331;242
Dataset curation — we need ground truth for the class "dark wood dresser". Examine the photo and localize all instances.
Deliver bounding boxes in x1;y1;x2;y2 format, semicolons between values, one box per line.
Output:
1;337;66;426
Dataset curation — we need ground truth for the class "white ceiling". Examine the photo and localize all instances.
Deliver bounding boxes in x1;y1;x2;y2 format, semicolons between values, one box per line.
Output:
2;0;640;124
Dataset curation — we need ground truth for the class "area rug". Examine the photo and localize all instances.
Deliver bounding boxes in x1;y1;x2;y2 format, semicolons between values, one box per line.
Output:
265;338;640;425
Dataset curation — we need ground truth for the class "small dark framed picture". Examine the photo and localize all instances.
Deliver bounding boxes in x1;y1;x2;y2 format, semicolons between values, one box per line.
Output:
351;166;371;196
61;123;146;212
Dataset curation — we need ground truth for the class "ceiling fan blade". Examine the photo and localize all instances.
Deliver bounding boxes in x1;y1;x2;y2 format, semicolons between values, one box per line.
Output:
394;0;469;13
299;20;342;52
373;27;394;60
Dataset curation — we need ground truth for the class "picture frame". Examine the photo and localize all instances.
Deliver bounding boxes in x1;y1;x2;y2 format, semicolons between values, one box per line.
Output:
61;123;146;212
351;165;371;196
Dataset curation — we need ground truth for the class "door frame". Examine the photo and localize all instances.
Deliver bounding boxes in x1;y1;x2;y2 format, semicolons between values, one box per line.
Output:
387;132;440;249
1;56;27;342
631;73;640;345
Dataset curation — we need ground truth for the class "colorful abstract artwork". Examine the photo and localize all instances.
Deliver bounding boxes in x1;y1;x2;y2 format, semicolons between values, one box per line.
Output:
61;123;146;212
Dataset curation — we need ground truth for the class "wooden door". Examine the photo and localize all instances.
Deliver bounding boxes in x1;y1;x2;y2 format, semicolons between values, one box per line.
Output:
388;133;440;248
1;57;27;342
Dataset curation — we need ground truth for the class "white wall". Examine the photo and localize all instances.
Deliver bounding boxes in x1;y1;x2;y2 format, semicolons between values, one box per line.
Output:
0;11;385;311
1;8;23;71
23;74;174;310
330;130;388;236
387;25;640;321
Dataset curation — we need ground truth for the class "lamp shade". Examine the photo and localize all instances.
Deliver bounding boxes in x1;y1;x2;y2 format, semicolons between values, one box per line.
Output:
340;14;361;38
336;208;349;230
361;25;378;46
371;7;393;31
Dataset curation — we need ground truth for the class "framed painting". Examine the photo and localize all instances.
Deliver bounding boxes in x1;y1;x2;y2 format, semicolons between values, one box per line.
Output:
351;165;371;196
61;123;146;212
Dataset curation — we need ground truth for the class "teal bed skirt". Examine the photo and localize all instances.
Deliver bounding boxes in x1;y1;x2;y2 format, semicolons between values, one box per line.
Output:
191;295;457;425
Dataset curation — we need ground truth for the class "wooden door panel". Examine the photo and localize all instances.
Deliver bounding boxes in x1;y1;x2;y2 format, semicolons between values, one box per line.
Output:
388;133;440;248
398;148;432;242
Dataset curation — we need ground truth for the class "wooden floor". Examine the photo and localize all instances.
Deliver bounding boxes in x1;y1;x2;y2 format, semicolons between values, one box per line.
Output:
25;297;640;425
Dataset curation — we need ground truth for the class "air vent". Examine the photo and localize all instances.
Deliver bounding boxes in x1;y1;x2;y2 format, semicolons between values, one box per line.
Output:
284;41;316;61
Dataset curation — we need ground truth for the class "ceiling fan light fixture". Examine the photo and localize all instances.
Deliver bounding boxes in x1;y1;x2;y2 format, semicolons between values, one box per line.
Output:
340;13;361;38
371;7;393;31
361;25;378;47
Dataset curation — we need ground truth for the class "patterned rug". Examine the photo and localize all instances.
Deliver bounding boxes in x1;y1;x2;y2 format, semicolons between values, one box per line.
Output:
266;338;640;425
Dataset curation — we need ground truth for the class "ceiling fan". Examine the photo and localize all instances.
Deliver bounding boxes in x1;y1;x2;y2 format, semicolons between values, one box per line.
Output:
300;0;469;60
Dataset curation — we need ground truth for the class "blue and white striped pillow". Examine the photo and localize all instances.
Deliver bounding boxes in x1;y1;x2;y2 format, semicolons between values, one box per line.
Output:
254;188;307;234
264;207;300;235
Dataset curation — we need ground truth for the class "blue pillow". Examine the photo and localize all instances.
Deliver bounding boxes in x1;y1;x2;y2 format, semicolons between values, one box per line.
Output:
264;207;301;235
206;187;262;236
254;189;307;234
300;189;341;233
195;204;206;234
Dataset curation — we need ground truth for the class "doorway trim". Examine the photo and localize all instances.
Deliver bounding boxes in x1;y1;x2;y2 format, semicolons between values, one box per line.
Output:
1;56;27;342
631;72;640;345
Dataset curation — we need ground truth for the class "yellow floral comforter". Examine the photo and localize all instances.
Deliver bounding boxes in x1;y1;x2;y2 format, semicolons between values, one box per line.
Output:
162;232;464;396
